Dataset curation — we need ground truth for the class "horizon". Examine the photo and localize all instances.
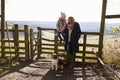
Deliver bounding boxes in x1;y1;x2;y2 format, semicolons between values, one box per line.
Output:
6;20;120;24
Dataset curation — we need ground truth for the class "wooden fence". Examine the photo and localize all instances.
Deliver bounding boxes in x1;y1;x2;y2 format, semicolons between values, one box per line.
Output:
0;24;29;61
30;27;101;64
0;24;101;64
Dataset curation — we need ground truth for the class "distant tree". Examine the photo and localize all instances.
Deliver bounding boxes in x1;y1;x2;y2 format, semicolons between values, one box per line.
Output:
106;22;120;37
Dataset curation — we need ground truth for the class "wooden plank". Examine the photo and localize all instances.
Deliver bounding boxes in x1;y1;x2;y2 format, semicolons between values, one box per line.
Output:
14;24;19;61
85;44;99;47
4;52;16;54
18;47;26;49
99;0;107;59
2;40;15;42
54;30;58;53
30;29;34;60
76;56;97;60
42;47;55;50
2;46;15;49
41;28;56;30
2;40;27;43
105;14;120;18
37;27;42;59
24;25;29;61
82;33;87;66
42;38;54;42
81;32;100;35
1;0;5;58
41;52;54;54
42;44;55;46
0;29;27;32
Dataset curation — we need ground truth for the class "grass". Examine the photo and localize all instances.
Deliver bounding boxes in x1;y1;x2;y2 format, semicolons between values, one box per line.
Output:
0;66;10;74
103;37;120;68
0;59;11;74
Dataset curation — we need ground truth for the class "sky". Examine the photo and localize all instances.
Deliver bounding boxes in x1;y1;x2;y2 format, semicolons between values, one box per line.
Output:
5;0;109;22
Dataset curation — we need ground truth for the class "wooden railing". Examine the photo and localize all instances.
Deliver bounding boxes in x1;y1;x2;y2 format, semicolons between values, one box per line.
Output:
0;24;30;61
0;24;101;64
30;27;101;64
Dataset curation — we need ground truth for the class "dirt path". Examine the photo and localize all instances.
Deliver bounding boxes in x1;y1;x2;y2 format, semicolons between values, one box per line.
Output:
0;59;106;80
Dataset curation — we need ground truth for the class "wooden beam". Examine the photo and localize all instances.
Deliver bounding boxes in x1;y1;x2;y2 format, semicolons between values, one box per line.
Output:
105;14;120;18
99;0;107;58
1;0;5;58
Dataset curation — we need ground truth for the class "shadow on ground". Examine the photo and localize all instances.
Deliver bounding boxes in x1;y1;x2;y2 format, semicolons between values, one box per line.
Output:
0;60;97;80
41;66;96;80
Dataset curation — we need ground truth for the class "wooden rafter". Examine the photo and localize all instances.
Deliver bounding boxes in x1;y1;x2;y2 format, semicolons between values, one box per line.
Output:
105;14;120;18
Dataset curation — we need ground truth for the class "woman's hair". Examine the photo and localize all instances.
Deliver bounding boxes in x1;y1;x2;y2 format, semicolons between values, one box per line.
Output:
68;16;75;25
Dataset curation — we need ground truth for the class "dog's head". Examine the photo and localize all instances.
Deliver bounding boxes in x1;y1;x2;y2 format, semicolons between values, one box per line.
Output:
51;53;58;59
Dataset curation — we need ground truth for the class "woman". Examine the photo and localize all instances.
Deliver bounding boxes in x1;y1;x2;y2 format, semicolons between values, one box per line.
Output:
64;16;81;69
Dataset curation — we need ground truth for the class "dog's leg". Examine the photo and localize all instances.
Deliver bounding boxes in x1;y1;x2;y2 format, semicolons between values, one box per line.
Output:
51;62;54;70
55;63;58;70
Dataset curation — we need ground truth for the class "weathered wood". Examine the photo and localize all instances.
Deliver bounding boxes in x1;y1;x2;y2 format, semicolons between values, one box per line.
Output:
106;14;120;18
99;0;107;59
0;24;31;61
37;27;42;60
14;24;19;61
42;38;54;42
24;25;29;61
0;26;101;64
40;28;56;30
42;47;55;50
33;28;101;64
1;0;5;58
0;29;27;32
54;30;58;53
81;32;100;35
30;29;34;60
82;33;87;66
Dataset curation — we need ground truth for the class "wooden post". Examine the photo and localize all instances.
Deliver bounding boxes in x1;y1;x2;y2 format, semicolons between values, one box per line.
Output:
30;29;34;61
99;0;107;58
24;25;29;61
1;29;5;58
37;27;41;59
14;24;19;61
54;29;58;53
1;0;5;58
83;33;87;66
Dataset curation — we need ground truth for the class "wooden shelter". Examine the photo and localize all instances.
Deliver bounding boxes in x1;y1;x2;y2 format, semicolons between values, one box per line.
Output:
0;0;120;64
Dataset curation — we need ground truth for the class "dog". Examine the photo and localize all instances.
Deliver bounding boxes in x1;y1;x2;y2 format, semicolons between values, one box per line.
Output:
51;53;64;70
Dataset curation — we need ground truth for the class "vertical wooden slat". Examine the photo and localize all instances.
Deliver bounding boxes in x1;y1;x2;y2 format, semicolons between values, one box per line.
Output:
14;24;19;61
1;0;5;29
1;29;5;58
37;27;41;59
1;0;5;58
82;33;87;66
54;29;58;53
30;29;34;60
24;25;29;61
